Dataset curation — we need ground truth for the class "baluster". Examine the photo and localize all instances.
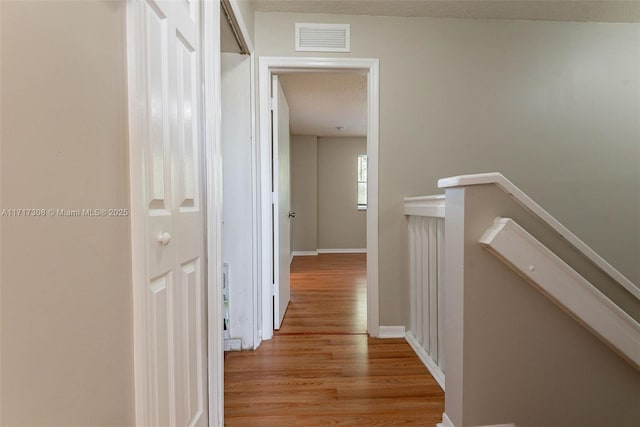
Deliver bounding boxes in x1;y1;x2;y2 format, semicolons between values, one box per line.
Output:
437;217;445;372
421;216;430;353
429;218;438;361
415;216;423;345
409;216;417;337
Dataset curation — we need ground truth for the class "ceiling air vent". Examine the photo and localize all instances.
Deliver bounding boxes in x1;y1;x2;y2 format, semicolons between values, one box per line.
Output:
295;23;350;53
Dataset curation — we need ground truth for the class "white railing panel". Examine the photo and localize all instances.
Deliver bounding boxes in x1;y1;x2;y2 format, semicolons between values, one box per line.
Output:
405;195;446;390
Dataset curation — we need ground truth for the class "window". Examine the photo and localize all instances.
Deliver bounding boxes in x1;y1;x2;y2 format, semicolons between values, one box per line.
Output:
357;154;367;210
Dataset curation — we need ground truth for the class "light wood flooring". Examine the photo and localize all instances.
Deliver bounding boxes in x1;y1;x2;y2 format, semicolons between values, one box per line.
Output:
224;253;445;426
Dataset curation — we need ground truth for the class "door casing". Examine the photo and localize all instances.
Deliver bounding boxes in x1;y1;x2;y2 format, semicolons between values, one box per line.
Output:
257;57;381;341
203;1;255;425
201;1;223;426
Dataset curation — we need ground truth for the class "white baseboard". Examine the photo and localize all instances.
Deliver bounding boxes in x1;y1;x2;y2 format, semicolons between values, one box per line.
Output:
436;410;516;427
291;250;318;256
317;248;367;254
405;332;445;391
378;325;406;338
437;410;515;427
437;411;516;427
224;338;241;352
439;413;454;427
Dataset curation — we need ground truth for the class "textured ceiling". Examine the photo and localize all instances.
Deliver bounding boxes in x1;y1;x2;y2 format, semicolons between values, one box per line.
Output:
278;72;368;137
254;0;640;23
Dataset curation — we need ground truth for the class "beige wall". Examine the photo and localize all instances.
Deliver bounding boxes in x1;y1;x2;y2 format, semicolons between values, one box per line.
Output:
317;137;367;249
1;1;134;425
445;185;640;426
291;135;318;252
255;12;640;326
290;136;367;251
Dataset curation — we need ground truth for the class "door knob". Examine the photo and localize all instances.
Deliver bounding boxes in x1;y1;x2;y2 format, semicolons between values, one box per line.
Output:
157;232;172;246
288;211;296;218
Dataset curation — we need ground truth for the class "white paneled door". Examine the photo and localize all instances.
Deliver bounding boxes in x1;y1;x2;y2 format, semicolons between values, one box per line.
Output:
127;0;208;425
272;76;291;329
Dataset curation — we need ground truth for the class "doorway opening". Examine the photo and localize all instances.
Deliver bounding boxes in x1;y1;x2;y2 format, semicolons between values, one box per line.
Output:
258;57;380;341
275;72;369;335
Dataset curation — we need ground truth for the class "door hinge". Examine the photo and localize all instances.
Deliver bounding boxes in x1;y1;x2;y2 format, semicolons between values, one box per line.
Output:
269;97;275;111
272;283;276;296
271;192;276;204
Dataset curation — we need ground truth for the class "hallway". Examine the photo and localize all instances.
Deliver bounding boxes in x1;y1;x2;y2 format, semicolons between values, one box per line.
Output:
224;254;445;426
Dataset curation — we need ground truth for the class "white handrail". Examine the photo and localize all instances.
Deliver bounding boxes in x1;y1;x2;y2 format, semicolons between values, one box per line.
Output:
438;172;640;301
480;217;640;370
404;194;445;218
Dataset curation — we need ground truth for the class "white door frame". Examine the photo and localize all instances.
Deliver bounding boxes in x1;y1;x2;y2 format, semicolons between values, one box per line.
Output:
203;1;255;425
258;57;380;341
201;1;223;426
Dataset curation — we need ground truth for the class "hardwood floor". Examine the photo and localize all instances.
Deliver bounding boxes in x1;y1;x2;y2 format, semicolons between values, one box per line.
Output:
279;253;367;335
224;253;445;426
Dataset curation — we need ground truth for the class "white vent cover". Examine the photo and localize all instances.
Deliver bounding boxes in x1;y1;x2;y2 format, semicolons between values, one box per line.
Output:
295;23;350;52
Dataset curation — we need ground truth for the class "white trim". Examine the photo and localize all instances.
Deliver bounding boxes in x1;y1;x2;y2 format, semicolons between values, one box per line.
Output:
250;53;261;351
289;252;294;265
438;415;516;427
438;172;640;300
0;0;2;413
405;332;445;391
436;412;516;427
439;413;455;427
480;217;640;370
404;194;445;218
258;58;272;341
124;2;148;423
258;57;380;340
203;1;224;425
292;250;318;256
223;338;242;352
317;248;367;254
365;56;380;338
377;325;406;338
